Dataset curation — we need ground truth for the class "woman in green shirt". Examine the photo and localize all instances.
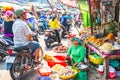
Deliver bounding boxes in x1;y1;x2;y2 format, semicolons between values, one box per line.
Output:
67;37;86;66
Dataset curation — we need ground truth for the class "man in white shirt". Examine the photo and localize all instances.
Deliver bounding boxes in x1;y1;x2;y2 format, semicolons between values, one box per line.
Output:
13;9;42;63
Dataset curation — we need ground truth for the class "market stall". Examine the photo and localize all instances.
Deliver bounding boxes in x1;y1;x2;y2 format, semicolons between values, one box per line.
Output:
77;0;120;80
82;27;120;80
87;42;120;79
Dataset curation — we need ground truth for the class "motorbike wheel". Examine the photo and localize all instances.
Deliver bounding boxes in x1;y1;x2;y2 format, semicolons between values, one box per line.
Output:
45;39;51;48
10;55;29;80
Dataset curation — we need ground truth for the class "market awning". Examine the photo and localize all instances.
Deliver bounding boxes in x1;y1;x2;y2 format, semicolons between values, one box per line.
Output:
58;0;78;8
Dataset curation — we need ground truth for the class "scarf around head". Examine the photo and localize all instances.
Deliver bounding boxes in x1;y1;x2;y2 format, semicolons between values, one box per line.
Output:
71;37;82;45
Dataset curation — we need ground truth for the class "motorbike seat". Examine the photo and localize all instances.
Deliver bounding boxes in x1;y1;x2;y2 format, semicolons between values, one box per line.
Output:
7;46;29;53
14;46;29;53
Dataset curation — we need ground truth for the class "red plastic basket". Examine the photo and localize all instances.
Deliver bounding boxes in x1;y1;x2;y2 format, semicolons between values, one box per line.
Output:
47;55;67;68
54;55;66;60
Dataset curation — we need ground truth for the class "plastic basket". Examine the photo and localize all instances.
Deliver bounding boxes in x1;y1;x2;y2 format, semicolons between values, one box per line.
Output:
89;55;104;65
47;55;67;68
54;55;66;60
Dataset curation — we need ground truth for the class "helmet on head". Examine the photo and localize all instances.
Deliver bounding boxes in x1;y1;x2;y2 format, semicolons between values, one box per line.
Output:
5;10;13;17
15;9;27;17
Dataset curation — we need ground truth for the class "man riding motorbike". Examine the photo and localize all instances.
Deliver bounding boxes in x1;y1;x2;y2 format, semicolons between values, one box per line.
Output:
12;9;42;63
48;15;63;45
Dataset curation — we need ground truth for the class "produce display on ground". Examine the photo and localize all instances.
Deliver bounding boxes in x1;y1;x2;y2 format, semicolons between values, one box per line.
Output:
53;45;68;53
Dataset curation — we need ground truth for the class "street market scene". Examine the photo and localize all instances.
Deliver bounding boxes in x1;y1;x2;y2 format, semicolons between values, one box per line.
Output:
0;0;120;80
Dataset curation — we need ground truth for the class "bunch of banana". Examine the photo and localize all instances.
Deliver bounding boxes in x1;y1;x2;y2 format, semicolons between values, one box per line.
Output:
43;54;55;61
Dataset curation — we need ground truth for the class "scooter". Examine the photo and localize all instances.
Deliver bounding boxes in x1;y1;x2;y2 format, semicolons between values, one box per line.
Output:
44;29;58;48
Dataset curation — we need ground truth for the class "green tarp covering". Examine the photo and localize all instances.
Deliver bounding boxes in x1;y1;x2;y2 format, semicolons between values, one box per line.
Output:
78;0;90;27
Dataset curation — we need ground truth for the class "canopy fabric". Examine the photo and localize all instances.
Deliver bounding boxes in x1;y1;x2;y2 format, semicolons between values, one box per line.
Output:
58;0;78;8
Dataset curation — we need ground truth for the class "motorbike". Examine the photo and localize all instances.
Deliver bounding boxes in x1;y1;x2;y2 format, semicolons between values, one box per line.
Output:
0;36;13;61
44;29;58;48
32;31;39;42
6;46;43;80
38;19;45;35
5;32;42;80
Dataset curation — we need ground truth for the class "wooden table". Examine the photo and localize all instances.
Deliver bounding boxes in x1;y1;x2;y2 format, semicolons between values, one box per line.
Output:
87;43;120;80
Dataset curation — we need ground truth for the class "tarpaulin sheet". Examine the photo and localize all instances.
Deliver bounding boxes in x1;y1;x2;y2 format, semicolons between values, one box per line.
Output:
59;0;78;8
